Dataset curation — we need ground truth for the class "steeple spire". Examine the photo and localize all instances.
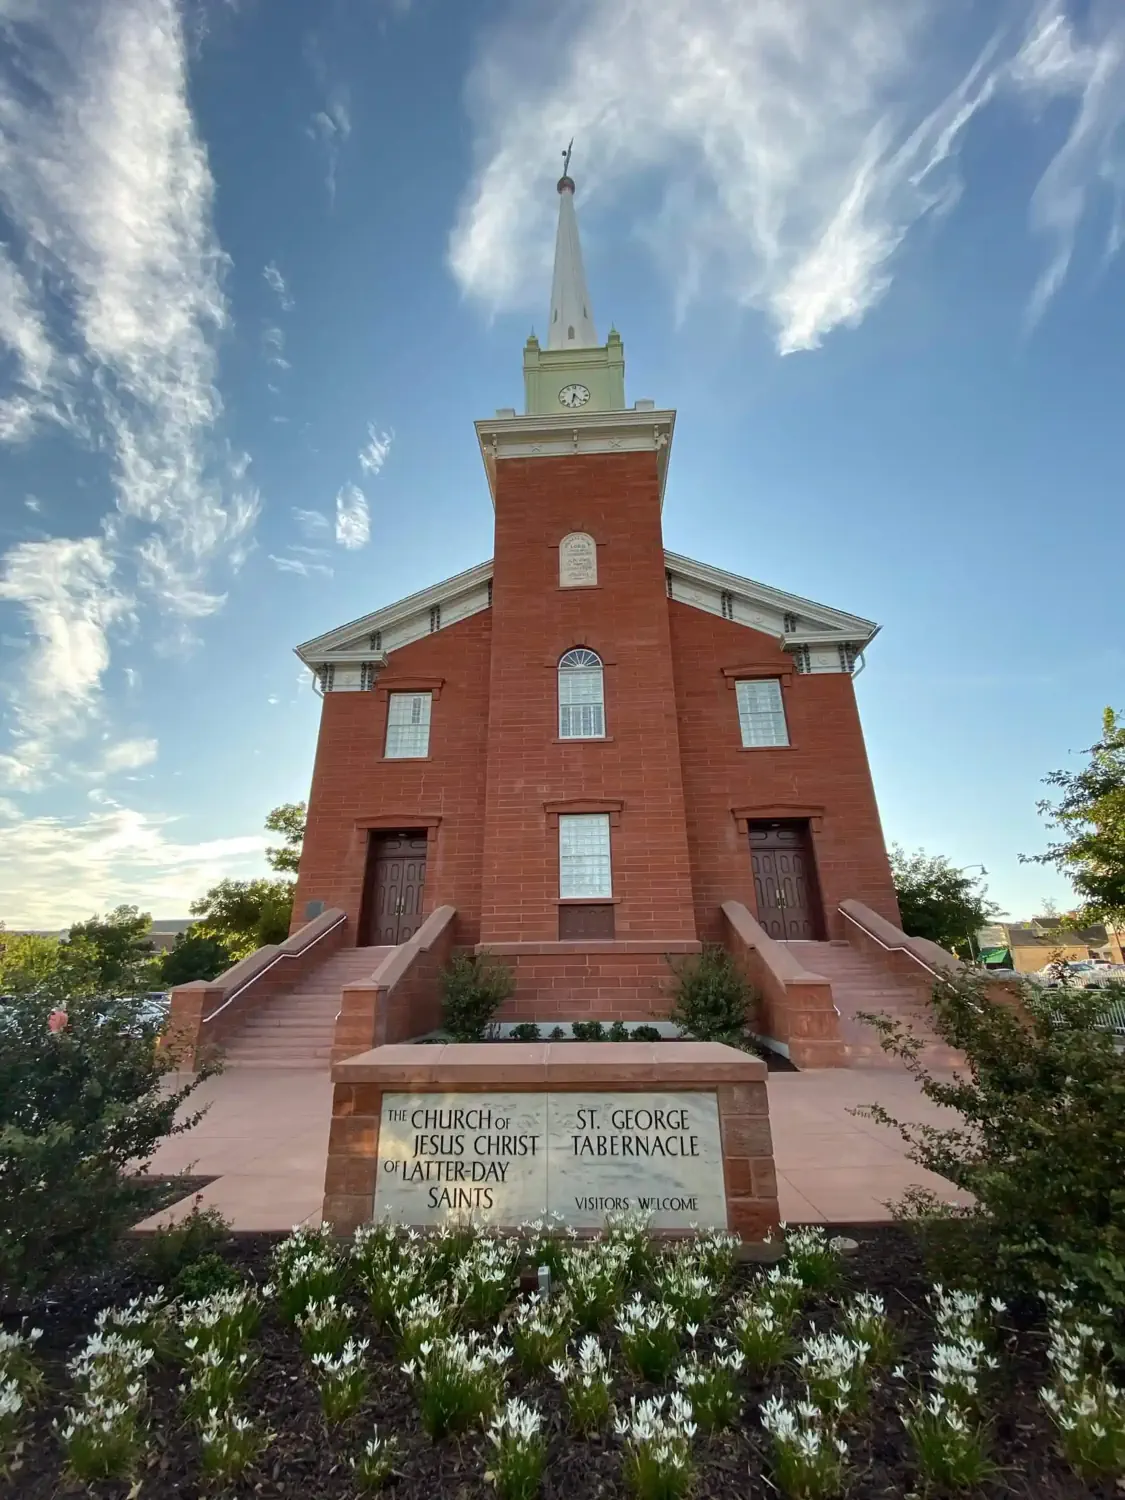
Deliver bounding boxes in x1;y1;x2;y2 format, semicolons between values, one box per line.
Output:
547;143;597;350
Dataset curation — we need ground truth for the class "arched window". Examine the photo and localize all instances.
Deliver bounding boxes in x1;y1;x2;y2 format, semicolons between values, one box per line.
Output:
558;648;605;739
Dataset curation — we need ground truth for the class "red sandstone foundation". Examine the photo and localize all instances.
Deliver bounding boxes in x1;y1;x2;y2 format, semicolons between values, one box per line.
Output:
322;1041;780;1244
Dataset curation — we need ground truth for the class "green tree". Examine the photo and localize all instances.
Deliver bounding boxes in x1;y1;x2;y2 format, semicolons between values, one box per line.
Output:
0;986;212;1294
0;931;100;1001
63;905;161;995
160;931;232;987
188;878;293;961
265;801;306;875
889;845;1000;957
1024;707;1125;928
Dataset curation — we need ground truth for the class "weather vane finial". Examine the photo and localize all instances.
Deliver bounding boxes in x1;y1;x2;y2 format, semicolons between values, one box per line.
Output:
562;138;573;178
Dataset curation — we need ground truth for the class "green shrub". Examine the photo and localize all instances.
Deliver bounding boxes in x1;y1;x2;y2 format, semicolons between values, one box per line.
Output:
0;991;212;1296
174;1252;243;1300
141;1199;232;1286
857;974;1125;1317
571;1020;605;1042
631;1024;663;1043
509;1022;542;1042
666;945;756;1045
549;1026;566;1041
439;953;515;1042
607;1020;630;1042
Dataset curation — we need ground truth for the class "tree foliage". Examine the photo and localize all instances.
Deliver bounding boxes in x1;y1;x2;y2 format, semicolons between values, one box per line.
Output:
1024;706;1125;928
856;973;1125;1318
188;877;294;961
160;931;233;986
0;988;212;1294
65;905;160;994
265;801;306;875
889;845;1000;957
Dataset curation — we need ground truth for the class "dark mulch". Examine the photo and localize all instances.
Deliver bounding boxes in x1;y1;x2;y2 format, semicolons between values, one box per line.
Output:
2;1225;1116;1499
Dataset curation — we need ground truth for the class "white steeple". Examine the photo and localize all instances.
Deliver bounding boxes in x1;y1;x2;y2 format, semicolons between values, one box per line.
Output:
547;145;597;350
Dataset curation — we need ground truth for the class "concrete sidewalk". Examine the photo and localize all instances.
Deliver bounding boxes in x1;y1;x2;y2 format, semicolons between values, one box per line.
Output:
137;1065;969;1233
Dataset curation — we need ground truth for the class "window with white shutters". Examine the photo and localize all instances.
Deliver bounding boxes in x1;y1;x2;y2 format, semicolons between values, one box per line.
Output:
558;648;605;739
559;813;612;898
384;692;432;758
735;678;789;747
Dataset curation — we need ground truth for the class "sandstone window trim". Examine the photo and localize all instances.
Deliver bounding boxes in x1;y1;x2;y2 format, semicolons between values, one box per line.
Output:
558;647;606;740
384;691;432;759
734;677;790;748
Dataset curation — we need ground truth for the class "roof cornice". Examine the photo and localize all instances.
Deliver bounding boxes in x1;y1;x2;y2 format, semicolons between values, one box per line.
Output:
664;550;878;642
294;558;493;662
475;407;676;509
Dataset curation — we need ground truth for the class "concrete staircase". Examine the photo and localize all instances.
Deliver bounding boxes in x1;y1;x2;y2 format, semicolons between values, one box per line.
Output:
785;940;964;1069
218;946;394;1069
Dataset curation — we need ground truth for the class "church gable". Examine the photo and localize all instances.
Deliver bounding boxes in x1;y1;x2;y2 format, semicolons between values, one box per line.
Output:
664;551;878;675
294;559;492;691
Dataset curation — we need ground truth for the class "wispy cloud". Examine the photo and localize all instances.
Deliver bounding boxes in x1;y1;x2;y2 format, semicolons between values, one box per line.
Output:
263;260;294;311
335;482;370;550
0;797;268;928
308;93;352;206
292;507;331;539
268;553;334;578
0;538;133;790
101;736;158;773
449;0;1125;352
0;0;257;784
358;424;393;475
1011;3;1125;323
262;324;290;369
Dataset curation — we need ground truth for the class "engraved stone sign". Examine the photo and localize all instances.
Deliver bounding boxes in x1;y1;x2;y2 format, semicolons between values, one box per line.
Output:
559;532;597;587
373;1090;727;1230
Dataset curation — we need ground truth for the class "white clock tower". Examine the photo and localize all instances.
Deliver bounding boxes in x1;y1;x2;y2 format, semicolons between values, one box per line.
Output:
522;162;626;416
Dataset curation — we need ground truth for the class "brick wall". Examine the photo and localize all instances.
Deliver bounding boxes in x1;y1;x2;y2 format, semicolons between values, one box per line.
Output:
479;451;697;945
669;601;899;942
293;612;492;944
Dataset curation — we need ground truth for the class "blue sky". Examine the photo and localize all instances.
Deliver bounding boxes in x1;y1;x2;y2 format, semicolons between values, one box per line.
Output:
1;0;1123;929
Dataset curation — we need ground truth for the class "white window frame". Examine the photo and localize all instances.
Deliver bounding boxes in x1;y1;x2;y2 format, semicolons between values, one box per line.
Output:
735;678;789;748
384;691;432;759
559;813;612;899
558;647;606;740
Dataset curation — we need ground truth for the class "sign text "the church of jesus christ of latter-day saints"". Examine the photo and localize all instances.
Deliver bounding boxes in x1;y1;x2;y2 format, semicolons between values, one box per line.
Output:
372;1090;729;1230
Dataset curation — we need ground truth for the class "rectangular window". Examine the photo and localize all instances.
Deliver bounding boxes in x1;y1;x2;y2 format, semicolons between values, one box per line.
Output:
735;678;789;747
559;813;612;898
385;692;432;758
559;667;605;739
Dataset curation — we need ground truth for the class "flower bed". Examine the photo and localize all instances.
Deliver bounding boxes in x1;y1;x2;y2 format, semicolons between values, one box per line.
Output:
1;1219;1121;1499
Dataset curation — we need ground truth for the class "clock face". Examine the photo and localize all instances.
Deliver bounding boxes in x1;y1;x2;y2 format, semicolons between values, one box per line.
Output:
558;383;591;409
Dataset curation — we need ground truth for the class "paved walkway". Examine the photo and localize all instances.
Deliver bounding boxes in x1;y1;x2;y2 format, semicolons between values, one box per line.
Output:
137;1066;969;1233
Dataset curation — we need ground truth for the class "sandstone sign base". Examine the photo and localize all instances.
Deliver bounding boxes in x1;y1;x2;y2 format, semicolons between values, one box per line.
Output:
323;1042;780;1243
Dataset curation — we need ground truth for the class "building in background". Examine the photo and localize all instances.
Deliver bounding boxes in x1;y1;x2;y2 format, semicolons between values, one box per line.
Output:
977;917;1125;971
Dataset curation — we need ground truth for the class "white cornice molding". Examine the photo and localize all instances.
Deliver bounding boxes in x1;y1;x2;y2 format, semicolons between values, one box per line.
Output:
475;407;676;508
665;550;878;644
294;558;493;663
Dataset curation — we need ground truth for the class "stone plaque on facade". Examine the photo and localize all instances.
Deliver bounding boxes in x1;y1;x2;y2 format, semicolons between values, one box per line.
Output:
559;532;597;587
372;1090;727;1230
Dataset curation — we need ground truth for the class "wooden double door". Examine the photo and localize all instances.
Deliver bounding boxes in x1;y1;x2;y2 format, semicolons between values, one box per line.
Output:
360;832;427;946
750;821;823;940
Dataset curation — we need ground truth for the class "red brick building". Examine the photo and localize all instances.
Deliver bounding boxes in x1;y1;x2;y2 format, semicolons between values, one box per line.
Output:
293;171;901;1027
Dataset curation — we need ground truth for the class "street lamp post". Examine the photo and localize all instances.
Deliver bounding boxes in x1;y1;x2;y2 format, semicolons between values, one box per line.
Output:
956;864;988;962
